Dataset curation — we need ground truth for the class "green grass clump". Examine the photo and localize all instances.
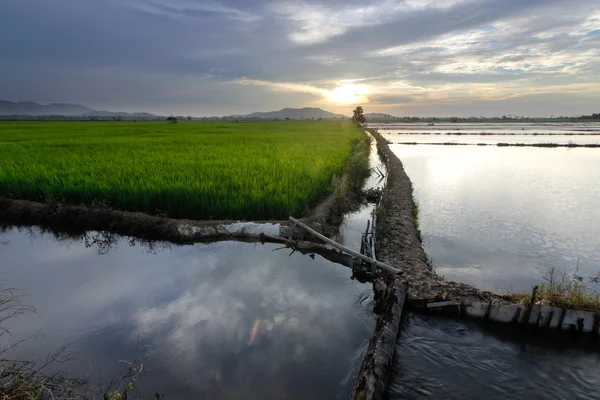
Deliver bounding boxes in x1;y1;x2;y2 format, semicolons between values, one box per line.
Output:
507;266;600;312
412;198;420;228
0;121;364;220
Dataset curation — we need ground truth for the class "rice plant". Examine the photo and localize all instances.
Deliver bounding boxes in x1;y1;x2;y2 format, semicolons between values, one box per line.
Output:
0;120;364;220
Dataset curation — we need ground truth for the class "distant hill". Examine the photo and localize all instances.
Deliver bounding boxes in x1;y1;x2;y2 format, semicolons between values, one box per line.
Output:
86;110;156;118
365;113;398;121
232;107;347;120
0;100;94;116
0;100;156;118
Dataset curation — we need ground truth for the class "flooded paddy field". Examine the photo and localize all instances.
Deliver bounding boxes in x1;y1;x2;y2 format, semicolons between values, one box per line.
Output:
379;123;600;146
377;122;600;136
378;122;600;399
385;143;600;293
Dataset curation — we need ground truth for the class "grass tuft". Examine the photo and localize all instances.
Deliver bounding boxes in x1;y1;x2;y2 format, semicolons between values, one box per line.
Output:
506;266;600;312
412;198;420;229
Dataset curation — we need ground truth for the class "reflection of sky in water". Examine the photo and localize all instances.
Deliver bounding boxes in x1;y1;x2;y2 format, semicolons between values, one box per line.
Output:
385;133;600;145
0;229;374;399
390;145;600;292
376;122;600;135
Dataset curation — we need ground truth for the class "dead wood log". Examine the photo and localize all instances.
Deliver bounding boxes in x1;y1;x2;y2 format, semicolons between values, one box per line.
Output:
289;217;401;275
352;278;407;400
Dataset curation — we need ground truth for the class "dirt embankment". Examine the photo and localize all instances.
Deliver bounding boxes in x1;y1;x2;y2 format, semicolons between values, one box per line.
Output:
372;131;504;305
0;197;260;243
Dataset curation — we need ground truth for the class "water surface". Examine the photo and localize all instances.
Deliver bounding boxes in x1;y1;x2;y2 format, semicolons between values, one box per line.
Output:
376;123;600;399
378;122;600;135
386;133;600;145
387;144;600;292
0;228;374;399
389;313;600;400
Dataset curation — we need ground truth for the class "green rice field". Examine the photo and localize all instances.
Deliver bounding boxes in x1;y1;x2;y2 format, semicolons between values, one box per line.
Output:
0;121;365;220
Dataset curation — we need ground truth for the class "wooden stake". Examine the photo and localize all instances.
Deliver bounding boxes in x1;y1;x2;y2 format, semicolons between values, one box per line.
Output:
289;217;401;275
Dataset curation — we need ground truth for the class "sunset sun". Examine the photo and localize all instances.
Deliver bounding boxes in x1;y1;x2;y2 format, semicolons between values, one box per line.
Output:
326;85;369;105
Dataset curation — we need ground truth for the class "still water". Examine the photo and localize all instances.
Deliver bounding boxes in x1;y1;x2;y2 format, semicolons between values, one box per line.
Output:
377;122;600;135
387;144;600;293
0;228;374;399
385;133;600;145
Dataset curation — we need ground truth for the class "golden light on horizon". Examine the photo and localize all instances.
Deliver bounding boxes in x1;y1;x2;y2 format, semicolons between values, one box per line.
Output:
326;84;369;105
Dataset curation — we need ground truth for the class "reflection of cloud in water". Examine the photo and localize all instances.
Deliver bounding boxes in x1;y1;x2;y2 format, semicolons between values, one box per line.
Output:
130;242;371;399
1;229;372;399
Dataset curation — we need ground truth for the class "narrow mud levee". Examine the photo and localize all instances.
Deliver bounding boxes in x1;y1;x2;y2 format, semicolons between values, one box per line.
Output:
0;197;291;243
371;131;503;305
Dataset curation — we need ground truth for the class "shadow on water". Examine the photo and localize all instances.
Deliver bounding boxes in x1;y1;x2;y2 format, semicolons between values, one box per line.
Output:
389;313;600;399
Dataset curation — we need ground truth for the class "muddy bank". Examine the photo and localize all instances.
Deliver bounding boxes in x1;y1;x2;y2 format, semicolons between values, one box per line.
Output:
0;197;289;243
371;131;504;305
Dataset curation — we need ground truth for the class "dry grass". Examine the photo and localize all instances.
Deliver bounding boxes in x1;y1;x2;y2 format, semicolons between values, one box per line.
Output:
0;283;146;399
507;266;600;312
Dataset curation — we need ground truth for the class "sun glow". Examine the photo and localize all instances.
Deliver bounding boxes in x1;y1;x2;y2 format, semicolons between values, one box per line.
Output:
326;84;369;104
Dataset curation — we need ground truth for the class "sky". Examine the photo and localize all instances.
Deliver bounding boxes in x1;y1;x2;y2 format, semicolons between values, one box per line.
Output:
1;0;599;117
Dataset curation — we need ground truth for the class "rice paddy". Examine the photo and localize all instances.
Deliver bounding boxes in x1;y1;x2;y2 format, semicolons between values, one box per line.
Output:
0;121;365;220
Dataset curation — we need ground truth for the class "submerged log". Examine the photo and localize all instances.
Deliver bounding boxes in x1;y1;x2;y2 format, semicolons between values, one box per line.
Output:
352;278;407;400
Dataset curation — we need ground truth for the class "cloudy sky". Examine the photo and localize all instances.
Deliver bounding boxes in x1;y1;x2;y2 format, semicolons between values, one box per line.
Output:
1;0;599;117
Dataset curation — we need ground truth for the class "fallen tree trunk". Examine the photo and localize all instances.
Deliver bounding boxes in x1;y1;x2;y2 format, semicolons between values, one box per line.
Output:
352;278;407;400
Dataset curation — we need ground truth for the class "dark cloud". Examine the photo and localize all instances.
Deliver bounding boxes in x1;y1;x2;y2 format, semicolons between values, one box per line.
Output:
1;0;599;116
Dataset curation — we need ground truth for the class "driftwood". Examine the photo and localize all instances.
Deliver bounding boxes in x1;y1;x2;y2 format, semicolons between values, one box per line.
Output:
352;278;407;400
289;217;401;275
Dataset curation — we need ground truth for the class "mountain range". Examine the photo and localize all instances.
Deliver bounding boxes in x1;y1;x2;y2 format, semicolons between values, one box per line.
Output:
0;101;380;120
0;100;155;118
